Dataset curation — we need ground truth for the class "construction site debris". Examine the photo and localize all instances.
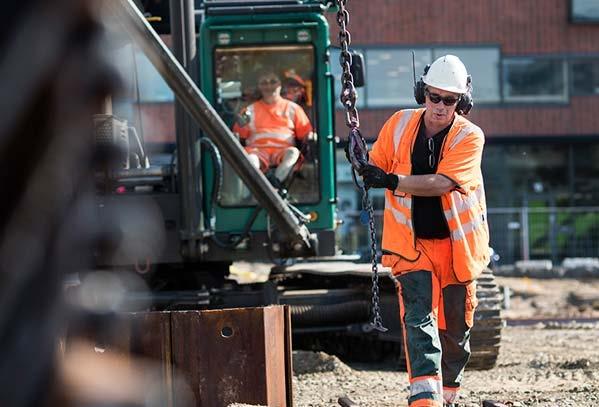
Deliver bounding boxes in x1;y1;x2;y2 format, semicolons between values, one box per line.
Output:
292;351;352;375
495;257;599;278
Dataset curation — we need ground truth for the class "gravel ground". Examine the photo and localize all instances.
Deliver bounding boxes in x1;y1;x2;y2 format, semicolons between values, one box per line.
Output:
292;278;599;407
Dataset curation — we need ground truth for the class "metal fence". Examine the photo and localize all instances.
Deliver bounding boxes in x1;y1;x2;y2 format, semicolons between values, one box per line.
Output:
337;207;599;266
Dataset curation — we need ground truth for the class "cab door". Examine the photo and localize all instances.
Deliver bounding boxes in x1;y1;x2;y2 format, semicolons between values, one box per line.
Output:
199;13;337;247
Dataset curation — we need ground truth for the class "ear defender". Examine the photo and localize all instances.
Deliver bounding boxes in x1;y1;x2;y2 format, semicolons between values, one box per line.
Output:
456;75;473;115
413;64;430;105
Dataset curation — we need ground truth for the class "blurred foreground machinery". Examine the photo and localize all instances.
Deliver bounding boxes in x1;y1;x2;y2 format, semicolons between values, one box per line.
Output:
0;1;121;406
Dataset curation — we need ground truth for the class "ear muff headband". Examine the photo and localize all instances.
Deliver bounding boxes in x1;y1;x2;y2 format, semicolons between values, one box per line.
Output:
413;64;429;105
456;75;473;115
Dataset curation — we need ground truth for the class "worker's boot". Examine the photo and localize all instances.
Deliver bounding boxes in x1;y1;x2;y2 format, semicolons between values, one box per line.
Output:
265;169;288;197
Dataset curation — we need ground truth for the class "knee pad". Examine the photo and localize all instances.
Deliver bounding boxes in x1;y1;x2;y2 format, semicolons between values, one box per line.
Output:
275;147;300;182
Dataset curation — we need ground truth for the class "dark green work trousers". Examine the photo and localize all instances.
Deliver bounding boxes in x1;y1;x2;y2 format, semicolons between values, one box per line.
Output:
397;270;472;405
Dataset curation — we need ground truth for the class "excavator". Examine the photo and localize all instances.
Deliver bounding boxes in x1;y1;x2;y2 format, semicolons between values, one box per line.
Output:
94;0;503;370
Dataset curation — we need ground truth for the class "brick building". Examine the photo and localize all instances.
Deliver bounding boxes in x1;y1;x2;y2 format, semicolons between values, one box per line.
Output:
116;0;599;263
329;0;599;262
331;0;599;140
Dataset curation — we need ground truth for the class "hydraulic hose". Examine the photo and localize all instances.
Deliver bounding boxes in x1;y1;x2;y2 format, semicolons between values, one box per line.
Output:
199;137;222;230
200;137;262;249
289;301;371;326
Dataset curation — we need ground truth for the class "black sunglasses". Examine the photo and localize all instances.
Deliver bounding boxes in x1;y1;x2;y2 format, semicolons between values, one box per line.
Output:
427;137;435;168
425;89;459;106
259;78;280;85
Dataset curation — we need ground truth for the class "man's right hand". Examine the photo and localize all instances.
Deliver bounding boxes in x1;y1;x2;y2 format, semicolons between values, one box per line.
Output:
359;164;399;190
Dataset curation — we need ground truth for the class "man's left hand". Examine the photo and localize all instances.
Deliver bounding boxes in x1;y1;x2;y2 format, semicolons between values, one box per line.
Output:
359;164;398;190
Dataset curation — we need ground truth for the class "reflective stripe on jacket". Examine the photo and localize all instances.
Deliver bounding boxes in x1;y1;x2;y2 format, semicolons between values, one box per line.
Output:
369;108;490;282
233;99;312;148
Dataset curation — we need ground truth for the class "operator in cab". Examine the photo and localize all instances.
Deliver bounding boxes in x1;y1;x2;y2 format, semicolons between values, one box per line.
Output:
233;70;313;187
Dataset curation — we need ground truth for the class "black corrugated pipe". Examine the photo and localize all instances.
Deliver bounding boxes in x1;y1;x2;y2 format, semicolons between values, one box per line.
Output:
289;301;371;326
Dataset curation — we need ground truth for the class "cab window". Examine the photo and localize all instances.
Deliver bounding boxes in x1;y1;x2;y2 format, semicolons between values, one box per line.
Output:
212;45;319;206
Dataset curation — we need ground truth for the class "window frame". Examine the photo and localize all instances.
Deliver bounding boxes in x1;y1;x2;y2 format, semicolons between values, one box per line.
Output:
432;46;502;104
211;43;322;208
363;47;432;108
502;57;569;103
569;57;599;96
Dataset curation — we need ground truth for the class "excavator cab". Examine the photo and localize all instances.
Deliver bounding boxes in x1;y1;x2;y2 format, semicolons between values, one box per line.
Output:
198;1;338;259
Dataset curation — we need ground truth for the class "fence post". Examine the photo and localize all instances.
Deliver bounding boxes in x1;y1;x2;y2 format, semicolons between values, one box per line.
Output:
520;206;530;261
549;207;558;264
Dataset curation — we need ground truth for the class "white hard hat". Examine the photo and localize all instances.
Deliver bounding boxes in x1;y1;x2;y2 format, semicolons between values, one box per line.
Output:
423;55;470;94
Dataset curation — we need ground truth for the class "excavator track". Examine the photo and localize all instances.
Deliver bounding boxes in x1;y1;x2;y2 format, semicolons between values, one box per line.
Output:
468;268;504;370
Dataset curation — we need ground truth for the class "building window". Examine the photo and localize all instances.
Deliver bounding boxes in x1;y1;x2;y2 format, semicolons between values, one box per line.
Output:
572;143;599;204
484;140;599;207
111;42;176;145
433;48;501;103
483;143;570;207
330;48;366;109
364;48;432;107
570;59;599;95
571;0;599;22
135;51;175;102
503;58;568;102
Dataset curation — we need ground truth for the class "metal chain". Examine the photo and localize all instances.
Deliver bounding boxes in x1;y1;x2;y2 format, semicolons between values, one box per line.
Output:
362;190;386;332
335;0;359;128
335;0;386;333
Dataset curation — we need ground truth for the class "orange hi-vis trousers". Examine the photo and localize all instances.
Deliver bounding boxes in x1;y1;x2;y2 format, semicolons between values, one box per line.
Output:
391;238;478;407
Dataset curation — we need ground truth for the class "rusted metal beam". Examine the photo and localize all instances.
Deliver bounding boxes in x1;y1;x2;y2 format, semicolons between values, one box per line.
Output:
171;306;292;406
283;305;294;407
80;307;292;406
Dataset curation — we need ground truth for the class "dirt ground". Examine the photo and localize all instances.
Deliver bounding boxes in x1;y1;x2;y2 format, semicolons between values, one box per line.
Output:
291;277;599;407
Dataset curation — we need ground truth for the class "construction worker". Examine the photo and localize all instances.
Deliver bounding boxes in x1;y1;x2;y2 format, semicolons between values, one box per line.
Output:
233;71;313;186
359;55;490;407
282;69;311;107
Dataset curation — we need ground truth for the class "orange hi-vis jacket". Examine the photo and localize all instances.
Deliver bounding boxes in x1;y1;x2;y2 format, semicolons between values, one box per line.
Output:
369;108;490;282
233;98;312;148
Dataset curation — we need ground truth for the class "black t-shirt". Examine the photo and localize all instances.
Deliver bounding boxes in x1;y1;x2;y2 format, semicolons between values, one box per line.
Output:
411;118;452;239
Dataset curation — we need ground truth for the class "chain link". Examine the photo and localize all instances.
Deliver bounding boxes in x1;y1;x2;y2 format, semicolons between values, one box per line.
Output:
362;191;386;331
335;0;359;128
335;0;386;333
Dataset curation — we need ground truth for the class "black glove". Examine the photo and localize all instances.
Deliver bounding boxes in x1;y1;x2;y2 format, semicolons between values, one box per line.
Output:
359;164;398;190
